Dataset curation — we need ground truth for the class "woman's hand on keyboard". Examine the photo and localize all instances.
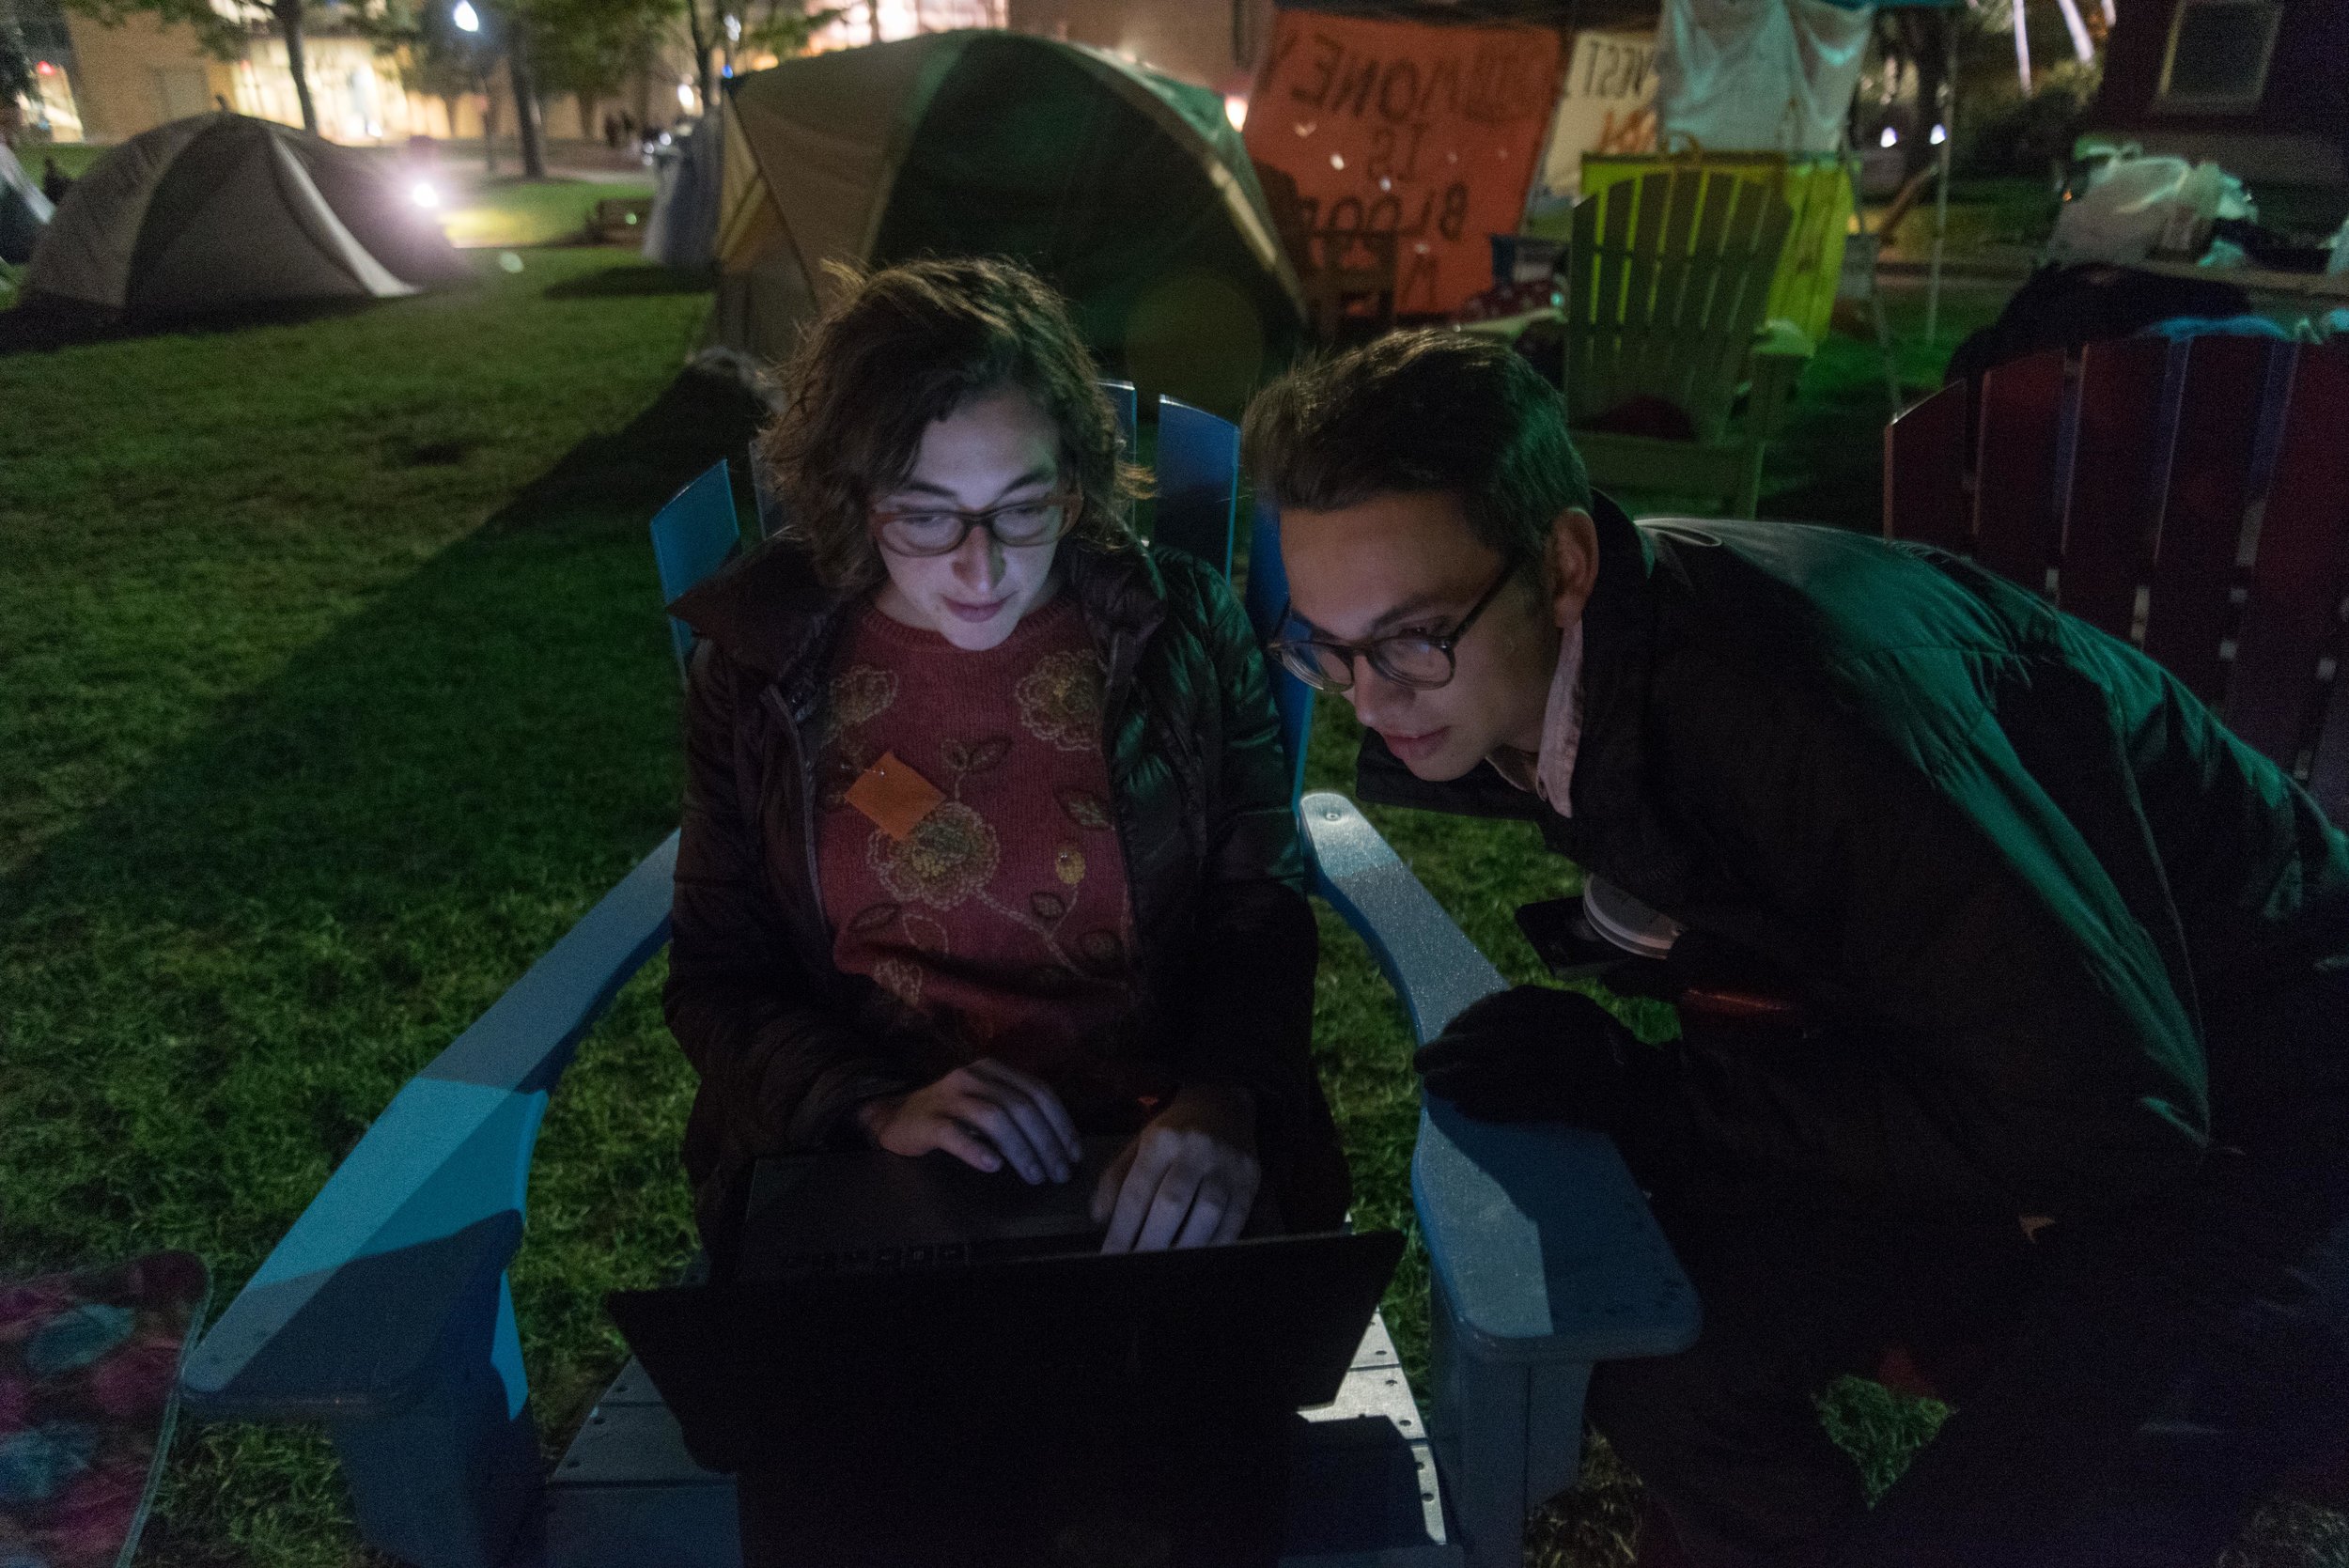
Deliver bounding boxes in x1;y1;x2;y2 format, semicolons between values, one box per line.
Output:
854;1060;1083;1184
1093;1085;1259;1251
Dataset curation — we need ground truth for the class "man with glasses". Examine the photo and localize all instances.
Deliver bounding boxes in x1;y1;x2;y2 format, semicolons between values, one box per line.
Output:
1244;332;2349;1567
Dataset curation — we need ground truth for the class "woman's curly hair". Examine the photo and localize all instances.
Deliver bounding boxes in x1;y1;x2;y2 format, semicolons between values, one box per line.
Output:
758;257;1145;591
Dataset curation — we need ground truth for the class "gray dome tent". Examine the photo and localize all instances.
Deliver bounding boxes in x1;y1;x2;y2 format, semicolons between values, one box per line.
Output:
22;113;467;330
710;32;1305;415
0;142;54;266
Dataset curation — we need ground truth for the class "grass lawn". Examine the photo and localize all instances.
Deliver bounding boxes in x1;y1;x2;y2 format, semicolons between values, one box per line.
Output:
2;241;2341;1568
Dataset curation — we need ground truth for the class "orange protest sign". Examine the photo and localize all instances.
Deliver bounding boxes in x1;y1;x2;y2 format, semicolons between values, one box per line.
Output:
1245;10;1565;317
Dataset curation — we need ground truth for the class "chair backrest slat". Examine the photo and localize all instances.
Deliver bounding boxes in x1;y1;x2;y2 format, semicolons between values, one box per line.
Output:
2142;335;2275;704
2232;342;2349;771
1882;382;1969;552
1245;495;1316;802
1970;349;2069;596
1152;396;1238;577
2056;337;2173;641
649;460;741;675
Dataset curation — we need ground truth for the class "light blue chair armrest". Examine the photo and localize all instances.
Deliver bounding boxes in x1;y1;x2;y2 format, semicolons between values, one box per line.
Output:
1299;792;1699;1568
1299;792;1506;1043
180;833;679;1568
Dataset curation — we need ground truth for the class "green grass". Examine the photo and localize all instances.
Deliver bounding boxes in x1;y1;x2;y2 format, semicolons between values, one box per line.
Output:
3;251;2341;1568
440;177;655;250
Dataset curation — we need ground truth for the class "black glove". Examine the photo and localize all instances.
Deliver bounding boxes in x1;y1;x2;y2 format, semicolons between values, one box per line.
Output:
1412;986;1641;1126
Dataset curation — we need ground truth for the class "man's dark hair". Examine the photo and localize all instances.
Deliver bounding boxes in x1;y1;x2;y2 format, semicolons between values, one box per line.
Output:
759;256;1143;591
1242;331;1590;564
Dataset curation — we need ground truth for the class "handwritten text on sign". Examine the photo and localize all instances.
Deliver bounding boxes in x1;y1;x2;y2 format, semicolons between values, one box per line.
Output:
1245;11;1564;315
1538;28;1661;202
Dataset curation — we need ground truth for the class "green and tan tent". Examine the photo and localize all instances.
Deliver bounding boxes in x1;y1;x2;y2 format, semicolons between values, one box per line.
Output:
712;31;1304;416
22;113;467;330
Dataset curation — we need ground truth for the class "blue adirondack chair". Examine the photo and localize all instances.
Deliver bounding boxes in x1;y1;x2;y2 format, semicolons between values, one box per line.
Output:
179;394;1693;1568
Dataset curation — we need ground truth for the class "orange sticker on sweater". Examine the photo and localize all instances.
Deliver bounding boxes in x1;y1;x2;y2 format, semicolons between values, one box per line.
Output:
846;750;945;840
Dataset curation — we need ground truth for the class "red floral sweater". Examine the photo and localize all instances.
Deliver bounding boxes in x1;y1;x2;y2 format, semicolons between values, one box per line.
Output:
815;593;1145;1099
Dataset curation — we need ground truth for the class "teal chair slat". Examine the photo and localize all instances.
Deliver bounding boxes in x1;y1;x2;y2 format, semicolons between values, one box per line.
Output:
1244;495;1315;807
651;461;742;675
1151;396;1238;576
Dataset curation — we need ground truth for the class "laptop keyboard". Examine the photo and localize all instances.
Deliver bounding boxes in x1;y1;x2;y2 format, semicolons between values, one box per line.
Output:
768;1230;1100;1279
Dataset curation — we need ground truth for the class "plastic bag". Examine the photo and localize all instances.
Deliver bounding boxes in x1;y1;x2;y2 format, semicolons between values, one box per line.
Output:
2049;151;2251;265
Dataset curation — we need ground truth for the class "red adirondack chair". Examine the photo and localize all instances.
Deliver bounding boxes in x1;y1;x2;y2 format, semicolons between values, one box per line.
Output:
1884;335;2349;817
1875;333;2349;1519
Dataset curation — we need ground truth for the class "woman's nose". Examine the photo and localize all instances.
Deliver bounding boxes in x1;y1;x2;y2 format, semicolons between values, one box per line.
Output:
951;525;1005;590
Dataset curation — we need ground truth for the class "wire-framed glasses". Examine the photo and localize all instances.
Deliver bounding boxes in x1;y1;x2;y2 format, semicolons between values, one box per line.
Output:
1268;564;1518;692
867;489;1081;557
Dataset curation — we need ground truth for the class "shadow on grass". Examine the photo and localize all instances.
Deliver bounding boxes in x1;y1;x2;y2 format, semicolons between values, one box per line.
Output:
0;289;464;356
541;265;717;301
1;361;765;1262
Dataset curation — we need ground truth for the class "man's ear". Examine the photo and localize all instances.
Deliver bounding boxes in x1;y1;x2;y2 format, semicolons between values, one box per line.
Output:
1545;508;1600;629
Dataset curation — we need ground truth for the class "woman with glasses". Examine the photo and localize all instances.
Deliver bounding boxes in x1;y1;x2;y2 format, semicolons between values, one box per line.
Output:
661;257;1347;1292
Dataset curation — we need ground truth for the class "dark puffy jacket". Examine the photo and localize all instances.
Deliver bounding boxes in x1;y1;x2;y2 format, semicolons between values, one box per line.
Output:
664;537;1346;1248
1364;497;2349;1221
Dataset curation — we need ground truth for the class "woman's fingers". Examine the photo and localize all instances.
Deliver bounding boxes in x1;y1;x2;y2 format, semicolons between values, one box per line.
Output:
950;1093;1053;1183
1172;1180;1228;1250
1132;1162;1205;1252
968;1059;1082;1161
933;1119;1003;1173
1091;1140;1138;1226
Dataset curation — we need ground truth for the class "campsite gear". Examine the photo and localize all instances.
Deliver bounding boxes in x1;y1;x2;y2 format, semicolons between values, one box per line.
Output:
0;1251;210;1568
1554;166;1811;516
1412;986;1642;1126
710;34;1302;414
643;114;721;271
1888;336;2349;819
0;139;52;265
663;534;1347;1258
1653;0;1874;155
1942;262;2251;386
19;113;466;331
185;396;1687;1568
1242;8;1566;318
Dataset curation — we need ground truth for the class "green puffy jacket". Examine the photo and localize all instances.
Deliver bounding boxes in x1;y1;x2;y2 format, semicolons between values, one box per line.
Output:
1362;499;2349;1221
667;537;1346;1248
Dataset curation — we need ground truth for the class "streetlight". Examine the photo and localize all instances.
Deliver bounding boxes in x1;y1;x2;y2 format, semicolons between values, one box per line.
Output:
452;1;480;32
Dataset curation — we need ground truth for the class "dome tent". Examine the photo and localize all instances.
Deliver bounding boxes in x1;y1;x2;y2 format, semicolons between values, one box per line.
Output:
22;114;467;331
0;142;53;266
710;32;1305;415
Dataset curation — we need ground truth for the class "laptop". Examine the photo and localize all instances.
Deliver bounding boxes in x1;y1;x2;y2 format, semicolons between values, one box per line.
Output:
605;1146;1404;1478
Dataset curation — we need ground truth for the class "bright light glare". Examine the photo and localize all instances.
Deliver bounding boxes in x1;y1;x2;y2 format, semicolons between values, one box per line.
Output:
451;0;479;30
723;12;739;40
1223;94;1247;131
409;179;441;209
1930;123;1948;145
676;83;694;109
1879;126;1898;147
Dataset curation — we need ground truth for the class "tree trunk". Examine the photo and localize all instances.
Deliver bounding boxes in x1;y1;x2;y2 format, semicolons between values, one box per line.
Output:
1898;11;1947;180
685;0;716;118
576;90;598;147
507;34;546;179
481;88;499;175
274;0;318;134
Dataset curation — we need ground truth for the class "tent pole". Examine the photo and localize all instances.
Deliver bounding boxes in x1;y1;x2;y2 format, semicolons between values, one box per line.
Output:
1926;9;1954;345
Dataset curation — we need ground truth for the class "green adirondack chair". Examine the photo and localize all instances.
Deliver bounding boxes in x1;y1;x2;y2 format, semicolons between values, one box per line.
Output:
1555;166;1812;518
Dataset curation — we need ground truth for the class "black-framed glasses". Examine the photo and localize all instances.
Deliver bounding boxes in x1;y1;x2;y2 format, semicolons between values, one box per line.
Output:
867;489;1081;557
1268;563;1519;692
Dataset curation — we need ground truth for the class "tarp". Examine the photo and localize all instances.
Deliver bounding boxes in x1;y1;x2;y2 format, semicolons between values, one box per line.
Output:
1244;8;1566;315
643;114;723;271
712;31;1304;417
1653;0;1875;153
22;113;467;325
0;141;54;266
